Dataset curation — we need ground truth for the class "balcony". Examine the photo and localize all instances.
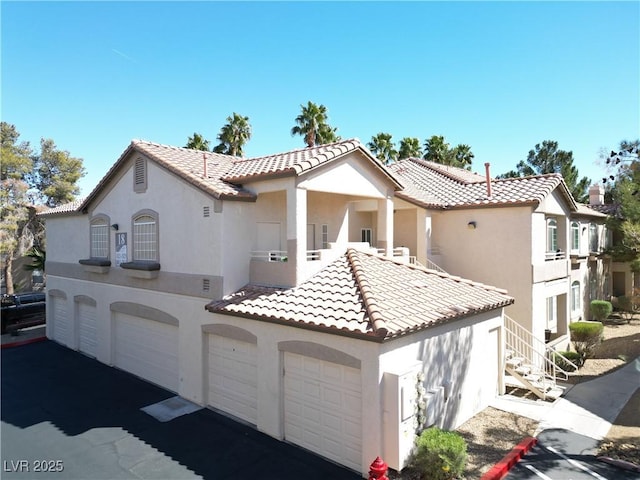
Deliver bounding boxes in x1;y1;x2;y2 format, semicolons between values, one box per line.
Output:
533;255;570;283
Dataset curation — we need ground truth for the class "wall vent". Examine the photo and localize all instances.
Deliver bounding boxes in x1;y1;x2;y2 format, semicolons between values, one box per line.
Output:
134;157;147;192
202;279;210;292
203;206;210;218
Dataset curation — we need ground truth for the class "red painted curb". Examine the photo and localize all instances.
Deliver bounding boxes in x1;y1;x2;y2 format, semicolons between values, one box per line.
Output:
481;436;538;480
1;336;47;349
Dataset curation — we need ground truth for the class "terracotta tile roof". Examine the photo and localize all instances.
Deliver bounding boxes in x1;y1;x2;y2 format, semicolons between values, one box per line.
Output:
206;248;513;341
391;158;577;210
132;140;256;200
588;203;619;216
78;138;401;213
574;204;608;218
38;197;86;217
223;138;401;187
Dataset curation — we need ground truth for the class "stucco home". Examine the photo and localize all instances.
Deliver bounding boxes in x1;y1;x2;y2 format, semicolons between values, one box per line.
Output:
41;138;514;475
388;159;610;394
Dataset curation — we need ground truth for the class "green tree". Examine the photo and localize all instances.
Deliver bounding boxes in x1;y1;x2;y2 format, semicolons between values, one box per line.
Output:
422;135;474;170
185;132;211;151
1;123;84;294
500;140;590;202
213;112;252;156
367;132;398;165
398;137;422;159
604;139;640;269
291;101;339;147
423;135;452;164
451;144;474;170
28;138;86;208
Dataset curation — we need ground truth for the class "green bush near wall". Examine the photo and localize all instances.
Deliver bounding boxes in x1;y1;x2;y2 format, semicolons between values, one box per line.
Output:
412;427;467;480
590;300;612;321
569;321;604;361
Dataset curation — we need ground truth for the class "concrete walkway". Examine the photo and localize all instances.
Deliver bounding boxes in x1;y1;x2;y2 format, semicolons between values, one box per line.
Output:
491;357;640;440
1;325;47;348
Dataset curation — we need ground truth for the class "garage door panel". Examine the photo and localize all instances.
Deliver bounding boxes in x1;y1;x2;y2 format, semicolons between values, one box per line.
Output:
114;314;179;393
77;303;97;357
284;352;362;472
53;298;68;346
207;335;257;425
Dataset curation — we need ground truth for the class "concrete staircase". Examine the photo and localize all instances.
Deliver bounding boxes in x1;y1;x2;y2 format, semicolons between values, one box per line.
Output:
504;315;579;401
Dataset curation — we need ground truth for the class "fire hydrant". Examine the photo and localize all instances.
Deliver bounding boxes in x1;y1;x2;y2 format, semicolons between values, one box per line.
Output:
369;456;388;480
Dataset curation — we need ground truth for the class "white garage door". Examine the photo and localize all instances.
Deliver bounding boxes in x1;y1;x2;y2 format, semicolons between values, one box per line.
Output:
283;352;362;472
114;313;179;392
77;302;97;357
207;335;257;425
52;296;69;346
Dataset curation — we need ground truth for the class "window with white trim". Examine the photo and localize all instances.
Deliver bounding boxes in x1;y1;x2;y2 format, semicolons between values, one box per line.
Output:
90;217;109;258
571;281;581;313
571;221;580;252
546;218;558;254
321;224;328;249
133;214;158;261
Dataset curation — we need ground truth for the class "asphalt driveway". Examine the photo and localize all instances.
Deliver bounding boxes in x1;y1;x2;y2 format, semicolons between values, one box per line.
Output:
1;340;361;479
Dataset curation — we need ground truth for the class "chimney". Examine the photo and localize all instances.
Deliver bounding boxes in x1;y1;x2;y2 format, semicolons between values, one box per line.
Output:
484;162;492;199
203;153;208;179
589;184;604;205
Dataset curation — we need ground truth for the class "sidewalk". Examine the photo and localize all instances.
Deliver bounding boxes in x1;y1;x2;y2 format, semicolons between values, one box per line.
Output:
1;325;47;348
491;357;640;440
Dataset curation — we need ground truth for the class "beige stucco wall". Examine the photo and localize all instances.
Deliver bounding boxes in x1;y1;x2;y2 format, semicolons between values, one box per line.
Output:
44;214;89;263
431;206;534;329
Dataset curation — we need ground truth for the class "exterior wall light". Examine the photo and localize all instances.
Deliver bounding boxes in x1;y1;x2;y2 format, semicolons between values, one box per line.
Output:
111;224;119;231
467;221;477;230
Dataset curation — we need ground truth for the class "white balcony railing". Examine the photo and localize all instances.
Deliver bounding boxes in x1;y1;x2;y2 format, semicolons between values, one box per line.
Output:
251;250;288;262
545;250;566;261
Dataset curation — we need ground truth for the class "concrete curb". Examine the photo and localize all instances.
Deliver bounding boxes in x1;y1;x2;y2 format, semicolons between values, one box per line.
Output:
480;436;538;480
1;336;47;349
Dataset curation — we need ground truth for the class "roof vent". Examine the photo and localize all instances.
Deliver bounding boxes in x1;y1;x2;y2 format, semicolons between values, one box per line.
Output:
484;163;492;199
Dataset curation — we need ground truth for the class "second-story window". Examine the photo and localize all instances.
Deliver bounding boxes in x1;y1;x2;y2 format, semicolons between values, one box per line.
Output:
133;213;158;262
90;217;109;259
571;221;580;252
589;223;598;252
546;218;558;254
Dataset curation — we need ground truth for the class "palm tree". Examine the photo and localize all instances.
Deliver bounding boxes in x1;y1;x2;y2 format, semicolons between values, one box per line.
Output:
185;133;210;151
451;144;474;170
367;133;398;165
291;101;337;147
398;137;422;159
423;135;452;164
213;113;252;156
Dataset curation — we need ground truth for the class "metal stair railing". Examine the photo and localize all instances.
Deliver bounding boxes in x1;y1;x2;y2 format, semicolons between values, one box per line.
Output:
503;315;578;398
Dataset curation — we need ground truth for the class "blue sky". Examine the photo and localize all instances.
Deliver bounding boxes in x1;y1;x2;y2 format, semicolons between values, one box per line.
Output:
2;1;639;197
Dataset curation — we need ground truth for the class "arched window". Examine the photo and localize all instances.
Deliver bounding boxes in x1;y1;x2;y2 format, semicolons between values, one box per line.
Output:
133;212;158;262
546;218;558;254
571;221;580;252
90;215;110;259
571;281;581;313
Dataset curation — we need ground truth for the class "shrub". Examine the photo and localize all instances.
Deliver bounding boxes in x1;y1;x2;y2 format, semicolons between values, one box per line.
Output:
569;321;604;361
412;427;467;480
553;350;583;369
590;300;612;321
617;295;640;324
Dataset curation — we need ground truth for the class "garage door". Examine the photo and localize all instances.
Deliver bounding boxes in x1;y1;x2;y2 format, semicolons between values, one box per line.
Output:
77;302;97;357
283;352;362;472
207;335;257;424
52;296;69;346
113;313;179;392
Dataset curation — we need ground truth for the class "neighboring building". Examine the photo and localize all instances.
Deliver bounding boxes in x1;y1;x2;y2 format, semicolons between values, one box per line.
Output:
40;139;514;474
389;159;610;352
588;184;639;302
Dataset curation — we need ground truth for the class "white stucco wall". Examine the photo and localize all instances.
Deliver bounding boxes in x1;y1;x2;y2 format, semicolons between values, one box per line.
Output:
88;156;227;276
44;215;89;263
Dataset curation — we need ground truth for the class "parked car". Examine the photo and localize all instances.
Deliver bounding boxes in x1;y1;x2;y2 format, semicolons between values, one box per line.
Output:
1;292;46;334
